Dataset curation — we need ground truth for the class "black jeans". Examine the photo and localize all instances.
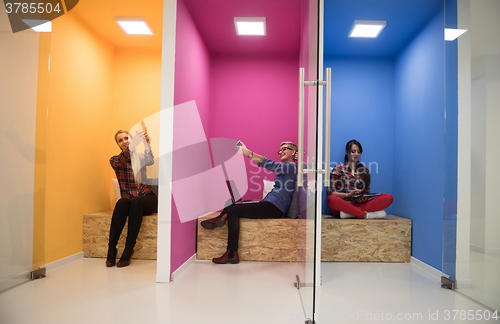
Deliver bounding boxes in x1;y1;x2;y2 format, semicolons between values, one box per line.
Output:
226;201;284;251
108;193;158;249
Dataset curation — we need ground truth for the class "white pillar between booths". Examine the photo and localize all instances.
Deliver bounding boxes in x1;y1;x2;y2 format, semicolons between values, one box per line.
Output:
157;0;177;283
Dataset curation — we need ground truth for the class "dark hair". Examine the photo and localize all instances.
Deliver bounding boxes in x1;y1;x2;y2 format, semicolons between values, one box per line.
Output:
344;139;370;190
344;139;363;163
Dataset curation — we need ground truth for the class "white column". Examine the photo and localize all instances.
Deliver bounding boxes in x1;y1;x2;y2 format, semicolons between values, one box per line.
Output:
156;0;177;283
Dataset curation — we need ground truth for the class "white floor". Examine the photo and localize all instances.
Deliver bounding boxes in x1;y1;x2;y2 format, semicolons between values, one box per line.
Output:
0;258;498;324
457;250;500;312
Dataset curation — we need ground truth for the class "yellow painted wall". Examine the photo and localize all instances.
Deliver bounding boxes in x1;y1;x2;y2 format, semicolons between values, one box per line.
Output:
111;48;162;130
109;48;162;207
42;15;162;264
44;13;115;263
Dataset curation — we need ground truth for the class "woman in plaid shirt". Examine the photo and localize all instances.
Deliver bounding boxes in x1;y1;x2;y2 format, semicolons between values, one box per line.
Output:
327;139;393;219
106;130;158;268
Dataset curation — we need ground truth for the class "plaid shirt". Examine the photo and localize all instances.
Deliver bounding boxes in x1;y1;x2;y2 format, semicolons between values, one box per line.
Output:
328;163;370;196
110;148;154;199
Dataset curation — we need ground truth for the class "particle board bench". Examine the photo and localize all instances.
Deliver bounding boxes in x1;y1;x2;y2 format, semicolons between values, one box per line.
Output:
197;213;411;262
83;211;157;260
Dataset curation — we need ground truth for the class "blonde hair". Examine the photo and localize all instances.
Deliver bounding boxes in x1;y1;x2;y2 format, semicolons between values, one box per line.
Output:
114;130;129;143
280;141;298;152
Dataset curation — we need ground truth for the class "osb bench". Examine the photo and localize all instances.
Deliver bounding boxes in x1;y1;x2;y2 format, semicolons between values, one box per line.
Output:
83;211;157;260
197;213;411;262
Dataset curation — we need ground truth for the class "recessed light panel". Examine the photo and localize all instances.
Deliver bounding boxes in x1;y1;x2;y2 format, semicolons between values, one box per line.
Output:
444;28;467;41
234;17;266;36
115;17;153;35
23;19;52;32
349;20;386;38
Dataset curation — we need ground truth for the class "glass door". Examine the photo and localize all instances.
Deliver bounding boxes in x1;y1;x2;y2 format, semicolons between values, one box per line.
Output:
0;11;48;292
296;0;325;322
446;0;500;312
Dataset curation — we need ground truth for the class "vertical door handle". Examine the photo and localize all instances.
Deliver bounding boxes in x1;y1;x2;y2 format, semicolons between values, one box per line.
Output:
323;68;331;187
298;68;332;187
298;68;305;187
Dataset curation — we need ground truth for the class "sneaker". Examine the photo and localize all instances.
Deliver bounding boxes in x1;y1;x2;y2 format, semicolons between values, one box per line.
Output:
365;211;386;219
340;211;356;219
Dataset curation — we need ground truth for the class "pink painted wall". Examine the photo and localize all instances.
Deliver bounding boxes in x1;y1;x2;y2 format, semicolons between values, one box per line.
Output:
172;0;300;275
171;0;211;275
210;54;299;200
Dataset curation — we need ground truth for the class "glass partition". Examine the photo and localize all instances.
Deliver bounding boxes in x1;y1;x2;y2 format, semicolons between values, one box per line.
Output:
296;0;321;322
448;0;500;312
0;10;48;292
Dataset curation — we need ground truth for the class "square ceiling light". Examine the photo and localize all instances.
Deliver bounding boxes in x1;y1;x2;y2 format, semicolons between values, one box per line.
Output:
234;17;266;36
22;19;52;32
115;17;153;35
349;20;386;38
445;28;467;41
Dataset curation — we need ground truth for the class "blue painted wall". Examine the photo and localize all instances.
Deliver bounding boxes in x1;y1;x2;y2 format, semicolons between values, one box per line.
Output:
324;2;456;272
323;57;394;215
393;6;445;271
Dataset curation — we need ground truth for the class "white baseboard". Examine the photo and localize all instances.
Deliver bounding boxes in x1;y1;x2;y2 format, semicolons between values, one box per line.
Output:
471;244;484;253
411;257;442;283
45;251;84;272
471;244;500;254
456;278;472;288
171;253;196;281
156;273;170;283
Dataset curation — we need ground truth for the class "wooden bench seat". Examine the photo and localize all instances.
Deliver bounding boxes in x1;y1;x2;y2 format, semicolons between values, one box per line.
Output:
197;213;411;262
83;211;412;262
83;211;157;260
321;214;411;262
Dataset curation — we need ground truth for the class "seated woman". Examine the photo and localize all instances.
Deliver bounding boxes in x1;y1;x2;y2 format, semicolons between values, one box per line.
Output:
201;141;298;264
106;130;158;268
327;139;393;219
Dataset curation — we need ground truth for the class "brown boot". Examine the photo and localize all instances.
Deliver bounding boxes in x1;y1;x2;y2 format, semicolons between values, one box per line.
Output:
105;246;117;267
212;250;239;264
200;213;228;230
117;248;134;268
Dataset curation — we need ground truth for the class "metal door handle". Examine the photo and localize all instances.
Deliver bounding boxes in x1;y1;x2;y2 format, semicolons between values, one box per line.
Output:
298;68;305;187
298;68;332;187
297;68;332;187
324;68;331;187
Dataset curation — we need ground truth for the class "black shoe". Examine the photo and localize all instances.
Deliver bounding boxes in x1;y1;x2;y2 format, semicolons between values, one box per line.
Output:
201;213;227;229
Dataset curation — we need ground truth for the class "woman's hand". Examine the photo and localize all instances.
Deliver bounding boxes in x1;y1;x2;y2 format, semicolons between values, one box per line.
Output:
129;131;145;150
346;190;360;198
235;141;250;156
346;189;362;199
